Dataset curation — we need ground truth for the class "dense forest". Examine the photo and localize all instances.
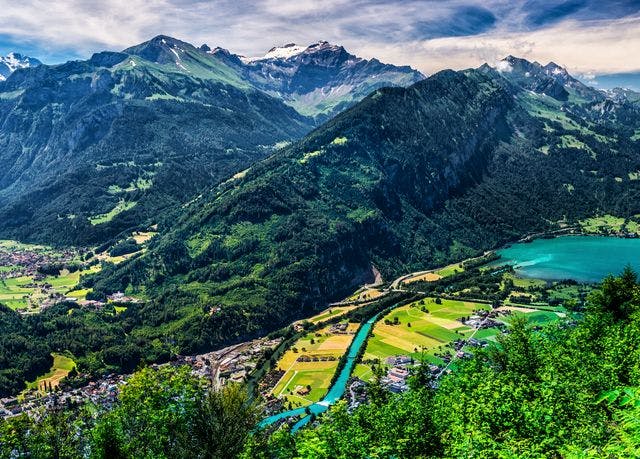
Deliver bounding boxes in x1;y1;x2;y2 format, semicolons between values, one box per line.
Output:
2;269;640;458
85;67;640;359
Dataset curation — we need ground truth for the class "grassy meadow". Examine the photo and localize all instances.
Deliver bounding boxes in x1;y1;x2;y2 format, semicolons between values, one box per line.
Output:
24;353;76;394
363;298;490;365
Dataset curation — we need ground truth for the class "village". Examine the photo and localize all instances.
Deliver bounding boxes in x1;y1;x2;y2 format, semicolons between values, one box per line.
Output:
0;335;283;420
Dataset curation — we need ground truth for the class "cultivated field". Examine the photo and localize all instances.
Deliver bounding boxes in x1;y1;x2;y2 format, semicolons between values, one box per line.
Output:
271;323;359;407
304;305;358;324
363;298;490;364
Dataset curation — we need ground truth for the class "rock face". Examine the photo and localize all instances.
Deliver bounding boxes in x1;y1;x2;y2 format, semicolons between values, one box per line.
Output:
481;55;604;102
0;53;41;81
213;41;425;119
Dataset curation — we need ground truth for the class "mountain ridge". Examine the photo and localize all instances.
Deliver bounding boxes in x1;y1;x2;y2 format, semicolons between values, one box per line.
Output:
0;52;41;81
85;63;640;361
0;35;423;245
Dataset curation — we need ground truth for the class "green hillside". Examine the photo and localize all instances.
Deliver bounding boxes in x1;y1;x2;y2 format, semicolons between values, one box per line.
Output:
0;36;313;246
85;67;640;359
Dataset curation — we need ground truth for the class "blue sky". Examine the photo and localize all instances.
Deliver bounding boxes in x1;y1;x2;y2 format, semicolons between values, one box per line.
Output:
0;0;639;86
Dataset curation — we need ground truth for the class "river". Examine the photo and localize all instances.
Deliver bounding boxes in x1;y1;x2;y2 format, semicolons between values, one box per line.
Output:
260;312;381;432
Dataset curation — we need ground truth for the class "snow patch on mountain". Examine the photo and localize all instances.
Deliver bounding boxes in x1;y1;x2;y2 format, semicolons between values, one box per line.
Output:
262;43;307;60
0;53;42;81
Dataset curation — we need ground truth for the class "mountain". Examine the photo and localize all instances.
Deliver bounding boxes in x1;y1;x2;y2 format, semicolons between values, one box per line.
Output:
0;36;313;245
0;36;423;245
0;52;41;81
481;55;604;103
82;59;640;362
607;87;640;104
210;41;425;119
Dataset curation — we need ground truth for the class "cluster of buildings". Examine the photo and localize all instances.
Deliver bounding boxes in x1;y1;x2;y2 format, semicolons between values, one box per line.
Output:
329;322;351;334
175;337;283;388
460;308;509;329
383;366;410;393
1;374;125;420
2;337;284;421
0;246;76;279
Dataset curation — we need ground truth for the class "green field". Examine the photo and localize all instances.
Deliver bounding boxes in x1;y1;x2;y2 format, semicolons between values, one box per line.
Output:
270;323;358;407
271;361;339;407
89;200;137;225
363;298;489;363
435;263;465;277
503;272;547;289
362;296;564;375
0;276;34;308
24;353;76;393
0;264;100;311
580;214;640;234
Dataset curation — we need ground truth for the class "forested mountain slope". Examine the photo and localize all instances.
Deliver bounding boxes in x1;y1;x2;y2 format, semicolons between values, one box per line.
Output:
0;36;313;245
0;36;423;246
86;62;640;356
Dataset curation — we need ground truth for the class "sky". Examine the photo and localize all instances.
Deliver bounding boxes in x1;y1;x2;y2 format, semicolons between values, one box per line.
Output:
0;0;639;88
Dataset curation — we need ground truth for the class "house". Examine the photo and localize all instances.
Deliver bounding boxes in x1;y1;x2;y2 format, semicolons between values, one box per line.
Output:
385;355;412;366
388;367;410;380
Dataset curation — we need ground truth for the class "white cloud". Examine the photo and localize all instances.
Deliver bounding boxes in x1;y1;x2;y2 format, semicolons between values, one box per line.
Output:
495;60;513;73
0;0;637;76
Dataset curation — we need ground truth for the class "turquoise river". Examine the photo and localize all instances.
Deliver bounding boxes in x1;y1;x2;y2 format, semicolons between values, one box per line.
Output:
260;312;381;432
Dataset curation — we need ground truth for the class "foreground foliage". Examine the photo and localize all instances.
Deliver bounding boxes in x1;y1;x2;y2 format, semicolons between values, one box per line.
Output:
247;269;640;458
0;366;261;459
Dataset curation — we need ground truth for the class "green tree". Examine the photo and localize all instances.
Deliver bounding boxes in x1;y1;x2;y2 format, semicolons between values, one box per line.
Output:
178;383;262;459
91;366;203;458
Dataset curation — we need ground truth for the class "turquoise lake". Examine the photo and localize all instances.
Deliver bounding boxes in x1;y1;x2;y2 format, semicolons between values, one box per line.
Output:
496;236;640;283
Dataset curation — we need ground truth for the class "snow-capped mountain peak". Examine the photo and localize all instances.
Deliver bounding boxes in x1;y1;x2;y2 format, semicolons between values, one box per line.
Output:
0;52;42;81
262;43;308;60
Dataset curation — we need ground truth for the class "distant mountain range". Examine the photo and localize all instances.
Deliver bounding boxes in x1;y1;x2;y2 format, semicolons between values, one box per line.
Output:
0;35;422;245
0;53;41;81
211;41;424;119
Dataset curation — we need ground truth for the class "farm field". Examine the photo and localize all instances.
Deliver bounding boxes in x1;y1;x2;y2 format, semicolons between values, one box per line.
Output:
271;322;359;408
304;305;358;324
579;214;640;235
362;298;489;364
88;200;137;225
402;262;465;286
0;264;101;311
24;353;76;394
0;232;149;312
355;296;567;383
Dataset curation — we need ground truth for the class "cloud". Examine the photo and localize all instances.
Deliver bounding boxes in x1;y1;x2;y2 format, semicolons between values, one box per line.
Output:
413;6;497;39
524;0;588;27
495;60;513;73
0;0;637;76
